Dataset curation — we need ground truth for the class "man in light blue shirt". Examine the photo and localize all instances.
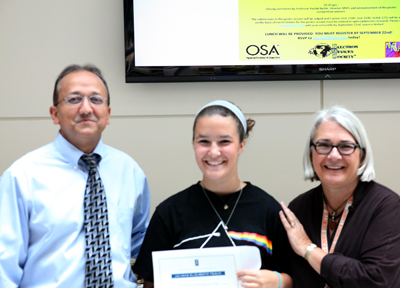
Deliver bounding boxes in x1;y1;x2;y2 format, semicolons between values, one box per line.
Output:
0;64;150;287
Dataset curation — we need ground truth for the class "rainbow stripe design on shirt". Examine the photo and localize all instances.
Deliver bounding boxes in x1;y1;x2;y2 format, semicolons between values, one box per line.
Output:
228;231;272;255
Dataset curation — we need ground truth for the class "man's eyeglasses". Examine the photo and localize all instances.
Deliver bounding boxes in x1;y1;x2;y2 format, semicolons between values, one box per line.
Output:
312;142;359;155
57;94;108;106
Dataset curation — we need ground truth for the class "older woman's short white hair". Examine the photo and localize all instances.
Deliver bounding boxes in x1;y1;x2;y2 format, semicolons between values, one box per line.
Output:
303;106;375;182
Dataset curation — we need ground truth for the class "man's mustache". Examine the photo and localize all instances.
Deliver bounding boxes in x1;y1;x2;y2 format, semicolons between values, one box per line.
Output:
74;114;97;122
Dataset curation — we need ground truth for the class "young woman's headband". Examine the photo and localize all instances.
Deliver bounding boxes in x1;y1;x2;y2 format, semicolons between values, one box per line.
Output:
195;100;247;133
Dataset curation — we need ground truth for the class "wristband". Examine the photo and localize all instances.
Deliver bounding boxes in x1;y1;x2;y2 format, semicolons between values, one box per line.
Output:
273;271;281;288
304;243;317;261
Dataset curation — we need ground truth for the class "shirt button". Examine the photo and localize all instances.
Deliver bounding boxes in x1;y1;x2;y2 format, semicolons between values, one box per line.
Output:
74;166;77;170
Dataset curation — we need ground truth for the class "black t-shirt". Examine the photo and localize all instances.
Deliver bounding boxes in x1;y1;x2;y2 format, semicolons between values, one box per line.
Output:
134;182;292;282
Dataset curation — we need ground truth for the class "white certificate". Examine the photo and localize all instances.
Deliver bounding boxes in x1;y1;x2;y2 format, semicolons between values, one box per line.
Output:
152;246;261;288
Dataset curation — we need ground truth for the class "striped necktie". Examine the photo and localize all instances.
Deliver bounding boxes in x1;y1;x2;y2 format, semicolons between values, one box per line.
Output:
81;154;114;288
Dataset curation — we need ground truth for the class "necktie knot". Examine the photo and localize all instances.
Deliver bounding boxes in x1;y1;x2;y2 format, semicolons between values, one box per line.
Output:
81;154;101;170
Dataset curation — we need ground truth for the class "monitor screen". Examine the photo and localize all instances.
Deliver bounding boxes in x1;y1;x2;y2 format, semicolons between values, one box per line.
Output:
124;0;400;82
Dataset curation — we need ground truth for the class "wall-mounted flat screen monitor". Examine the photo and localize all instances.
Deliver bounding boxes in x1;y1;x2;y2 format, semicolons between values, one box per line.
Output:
124;0;400;82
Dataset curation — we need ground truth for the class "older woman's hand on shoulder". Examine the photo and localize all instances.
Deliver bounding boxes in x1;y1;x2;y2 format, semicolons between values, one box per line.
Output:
279;202;327;275
279;202;311;257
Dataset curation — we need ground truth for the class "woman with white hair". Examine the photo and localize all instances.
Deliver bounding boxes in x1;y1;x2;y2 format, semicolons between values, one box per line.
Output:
279;106;400;287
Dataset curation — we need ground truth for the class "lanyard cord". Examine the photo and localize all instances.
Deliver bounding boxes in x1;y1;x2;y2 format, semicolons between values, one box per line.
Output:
321;196;353;253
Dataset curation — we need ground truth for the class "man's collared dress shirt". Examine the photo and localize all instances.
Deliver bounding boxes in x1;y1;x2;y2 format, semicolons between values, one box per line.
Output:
0;133;150;287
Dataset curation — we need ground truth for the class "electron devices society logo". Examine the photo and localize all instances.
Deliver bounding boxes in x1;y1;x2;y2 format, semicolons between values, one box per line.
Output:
309;43;335;58
309;43;358;59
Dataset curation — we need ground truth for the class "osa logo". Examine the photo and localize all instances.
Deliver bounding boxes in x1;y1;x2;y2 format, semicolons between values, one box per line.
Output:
246;45;280;56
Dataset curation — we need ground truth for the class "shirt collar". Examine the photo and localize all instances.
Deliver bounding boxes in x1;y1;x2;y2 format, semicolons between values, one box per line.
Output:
53;132;105;167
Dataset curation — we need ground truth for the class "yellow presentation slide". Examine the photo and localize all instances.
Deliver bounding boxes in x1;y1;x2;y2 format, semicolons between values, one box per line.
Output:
239;1;400;62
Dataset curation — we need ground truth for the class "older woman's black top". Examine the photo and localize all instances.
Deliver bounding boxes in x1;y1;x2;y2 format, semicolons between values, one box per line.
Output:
289;180;400;288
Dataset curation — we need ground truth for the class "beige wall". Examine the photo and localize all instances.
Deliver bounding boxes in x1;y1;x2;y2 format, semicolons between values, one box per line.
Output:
1;1;399;214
